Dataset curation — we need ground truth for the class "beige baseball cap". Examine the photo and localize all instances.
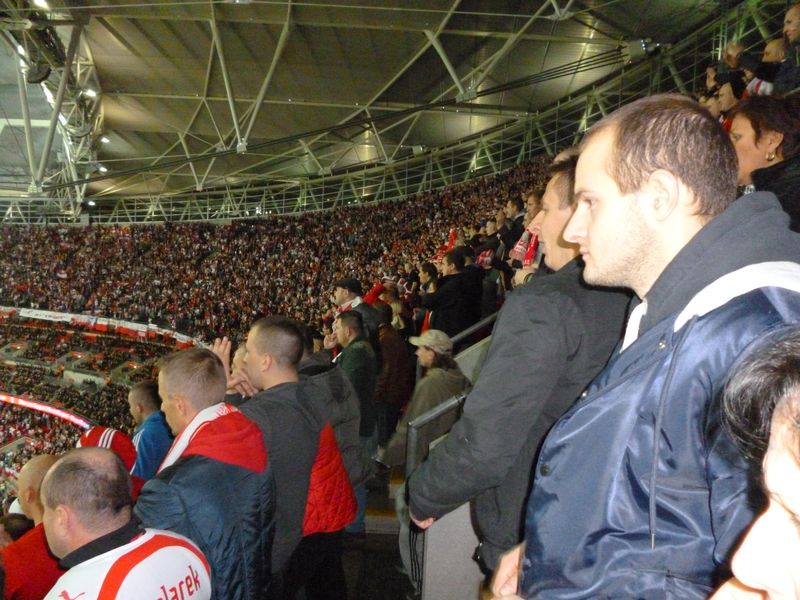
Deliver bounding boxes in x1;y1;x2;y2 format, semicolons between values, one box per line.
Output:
409;329;453;355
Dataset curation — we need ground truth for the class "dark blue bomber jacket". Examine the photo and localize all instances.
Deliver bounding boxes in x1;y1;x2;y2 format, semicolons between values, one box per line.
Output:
521;194;800;599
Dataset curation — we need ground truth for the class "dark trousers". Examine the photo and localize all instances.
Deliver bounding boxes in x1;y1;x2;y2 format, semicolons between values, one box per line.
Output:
376;402;401;447
282;530;347;600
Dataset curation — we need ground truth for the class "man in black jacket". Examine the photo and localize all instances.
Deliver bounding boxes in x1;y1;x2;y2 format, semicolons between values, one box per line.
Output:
421;249;481;342
407;152;630;572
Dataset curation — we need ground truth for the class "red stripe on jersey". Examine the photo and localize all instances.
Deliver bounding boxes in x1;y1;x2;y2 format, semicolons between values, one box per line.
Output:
96;533;210;598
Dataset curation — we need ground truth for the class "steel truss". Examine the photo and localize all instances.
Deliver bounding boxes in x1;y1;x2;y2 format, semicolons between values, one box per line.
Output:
0;0;789;225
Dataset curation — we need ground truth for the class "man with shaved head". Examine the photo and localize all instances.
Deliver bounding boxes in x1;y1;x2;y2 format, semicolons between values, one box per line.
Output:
0;454;63;600
232;316;355;599
41;447;211;600
134;347;275;600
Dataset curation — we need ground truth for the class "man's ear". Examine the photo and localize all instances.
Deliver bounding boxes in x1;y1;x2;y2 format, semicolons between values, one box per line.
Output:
642;169;681;221
173;393;191;420
54;504;72;537
762;130;784;156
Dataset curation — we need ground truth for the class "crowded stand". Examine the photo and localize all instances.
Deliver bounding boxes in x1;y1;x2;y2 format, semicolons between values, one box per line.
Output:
2;3;800;599
0;157;550;342
0;318;174;366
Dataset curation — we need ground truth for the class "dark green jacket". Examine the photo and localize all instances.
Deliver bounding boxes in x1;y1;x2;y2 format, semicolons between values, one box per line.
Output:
337;337;377;437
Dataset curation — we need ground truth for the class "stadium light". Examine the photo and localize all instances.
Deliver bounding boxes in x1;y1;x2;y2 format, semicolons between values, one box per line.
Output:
0;393;90;429
100;136;110;144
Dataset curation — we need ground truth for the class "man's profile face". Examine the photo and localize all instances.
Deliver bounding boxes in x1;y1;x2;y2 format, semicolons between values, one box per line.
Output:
335;319;348;347
41;501;68;558
717;83;738;113
529;174;575;271
785;6;800;45
565;127;650;290
526;193;542;219
763;39;786;63
241;332;262;388
332;287;348;307
157;372;182;435
127;393;142;426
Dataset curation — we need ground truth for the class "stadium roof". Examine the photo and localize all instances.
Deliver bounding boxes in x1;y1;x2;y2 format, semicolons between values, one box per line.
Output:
0;0;752;222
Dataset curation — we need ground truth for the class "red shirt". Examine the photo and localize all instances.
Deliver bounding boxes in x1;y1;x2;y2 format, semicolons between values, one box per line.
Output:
1;523;65;600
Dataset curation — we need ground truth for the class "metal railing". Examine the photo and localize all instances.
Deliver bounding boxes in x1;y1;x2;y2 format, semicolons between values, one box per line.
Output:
406;392;467;474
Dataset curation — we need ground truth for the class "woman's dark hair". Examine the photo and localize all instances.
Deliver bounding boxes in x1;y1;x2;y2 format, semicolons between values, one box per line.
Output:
722;327;800;467
429;350;458;370
732;95;800;159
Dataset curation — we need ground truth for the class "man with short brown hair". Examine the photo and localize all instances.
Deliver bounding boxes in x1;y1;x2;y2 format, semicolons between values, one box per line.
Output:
495;94;800;599
134;347;275;600
408;152;629;573
127;380;172;480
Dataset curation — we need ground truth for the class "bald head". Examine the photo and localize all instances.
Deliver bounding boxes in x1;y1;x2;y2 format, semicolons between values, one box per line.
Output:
763;38;787;63
41;447;131;554
17;454;58;523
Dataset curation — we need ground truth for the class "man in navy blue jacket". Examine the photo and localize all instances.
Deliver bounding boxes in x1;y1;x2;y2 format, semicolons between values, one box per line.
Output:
494;94;800;599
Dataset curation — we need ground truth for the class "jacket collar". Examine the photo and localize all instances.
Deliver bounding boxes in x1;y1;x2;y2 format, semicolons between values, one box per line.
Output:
637;192;799;336
59;516;142;569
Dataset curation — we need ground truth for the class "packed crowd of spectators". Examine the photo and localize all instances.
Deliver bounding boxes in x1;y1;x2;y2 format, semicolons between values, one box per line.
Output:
0;364;135;431
0;157;550;342
0;404;82;507
0;319;170;367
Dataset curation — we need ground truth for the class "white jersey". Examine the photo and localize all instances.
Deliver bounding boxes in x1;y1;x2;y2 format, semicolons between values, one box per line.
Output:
44;529;211;600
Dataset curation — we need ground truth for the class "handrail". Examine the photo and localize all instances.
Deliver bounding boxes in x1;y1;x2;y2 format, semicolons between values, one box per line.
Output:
451;311;498;347
406;392;467;473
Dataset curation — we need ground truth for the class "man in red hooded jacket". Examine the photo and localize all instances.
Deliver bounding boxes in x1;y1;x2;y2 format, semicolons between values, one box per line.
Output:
133;347;275;600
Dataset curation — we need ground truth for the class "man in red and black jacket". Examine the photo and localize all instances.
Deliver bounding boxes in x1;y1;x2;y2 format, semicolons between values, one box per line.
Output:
134;347;275;600
229;316;356;600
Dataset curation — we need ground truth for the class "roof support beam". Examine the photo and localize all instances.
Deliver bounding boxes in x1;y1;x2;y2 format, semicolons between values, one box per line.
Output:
179;134;202;191
473;2;553;90
244;0;292;143
36;22;82;187
198;157;216;191
663;55;688;95
365;109;391;164
299;140;325;174
15;60;38;191
745;0;770;41
424;29;467;98
209;12;245;153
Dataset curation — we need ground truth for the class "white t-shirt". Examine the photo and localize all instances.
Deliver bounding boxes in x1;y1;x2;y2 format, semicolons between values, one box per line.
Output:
44;529;211;600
